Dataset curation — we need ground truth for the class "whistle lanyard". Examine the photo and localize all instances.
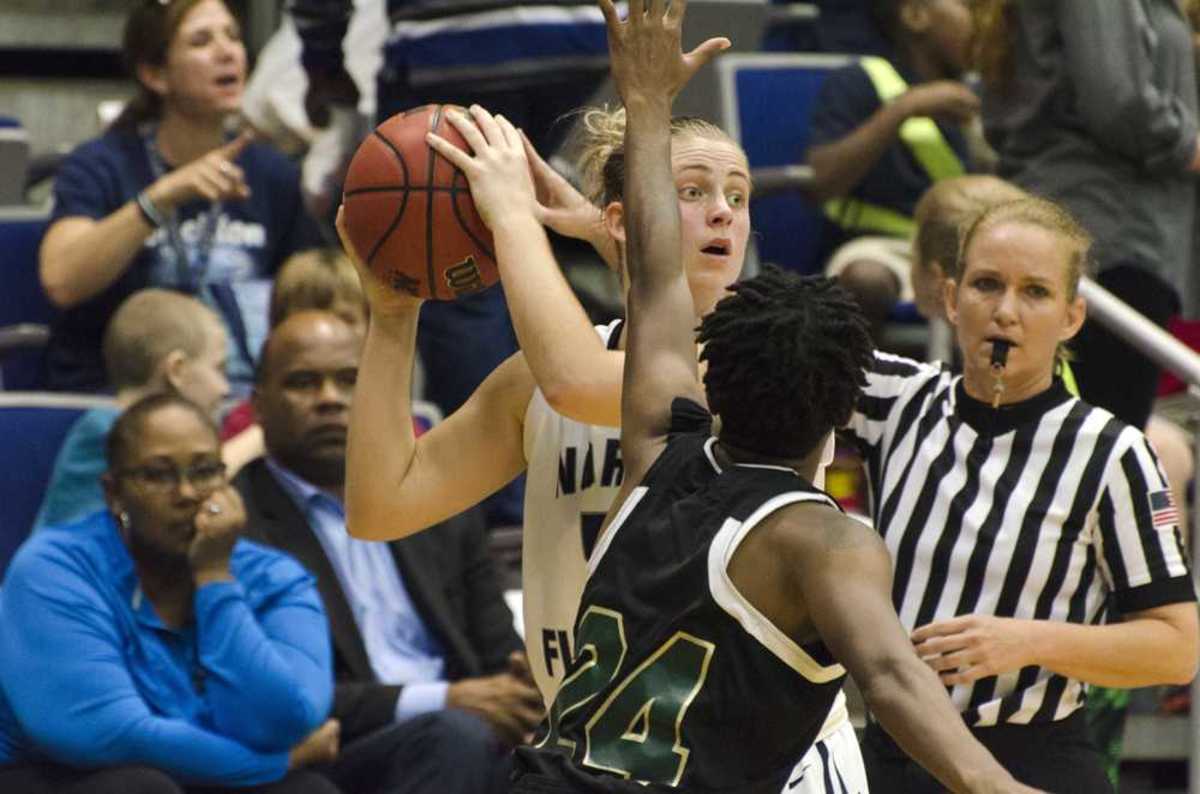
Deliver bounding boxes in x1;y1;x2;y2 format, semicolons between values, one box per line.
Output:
141;123;221;294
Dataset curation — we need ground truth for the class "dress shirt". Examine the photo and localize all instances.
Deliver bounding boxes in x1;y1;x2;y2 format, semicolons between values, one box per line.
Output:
266;459;449;721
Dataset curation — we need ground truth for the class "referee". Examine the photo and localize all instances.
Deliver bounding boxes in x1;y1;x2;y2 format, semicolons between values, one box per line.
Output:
847;196;1198;793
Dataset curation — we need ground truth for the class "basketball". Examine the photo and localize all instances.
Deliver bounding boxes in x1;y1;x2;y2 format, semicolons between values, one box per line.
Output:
341;104;497;301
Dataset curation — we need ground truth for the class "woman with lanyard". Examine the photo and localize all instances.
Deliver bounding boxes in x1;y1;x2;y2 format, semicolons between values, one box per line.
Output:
39;0;321;394
850;195;1198;793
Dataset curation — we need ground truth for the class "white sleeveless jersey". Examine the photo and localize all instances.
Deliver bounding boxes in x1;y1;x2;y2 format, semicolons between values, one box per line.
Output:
522;319;627;704
519;321;851;775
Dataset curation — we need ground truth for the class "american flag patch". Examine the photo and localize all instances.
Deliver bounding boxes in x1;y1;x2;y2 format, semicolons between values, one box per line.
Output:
1148;490;1179;529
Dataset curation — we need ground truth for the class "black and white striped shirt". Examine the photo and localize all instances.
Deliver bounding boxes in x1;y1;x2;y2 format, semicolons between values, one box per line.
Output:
847;352;1194;727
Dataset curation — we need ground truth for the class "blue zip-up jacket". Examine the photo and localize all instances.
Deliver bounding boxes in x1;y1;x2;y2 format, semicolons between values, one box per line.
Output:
0;511;332;786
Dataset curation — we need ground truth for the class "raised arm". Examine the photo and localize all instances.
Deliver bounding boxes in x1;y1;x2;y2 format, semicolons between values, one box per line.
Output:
427;105;623;427
597;0;726;483
338;211;532;540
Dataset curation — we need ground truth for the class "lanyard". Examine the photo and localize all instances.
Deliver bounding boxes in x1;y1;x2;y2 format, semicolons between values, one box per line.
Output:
140;123;257;371
141;123;222;294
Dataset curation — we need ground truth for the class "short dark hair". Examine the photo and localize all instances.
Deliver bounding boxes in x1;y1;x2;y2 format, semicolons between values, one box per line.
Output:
107;393;219;472
698;268;873;459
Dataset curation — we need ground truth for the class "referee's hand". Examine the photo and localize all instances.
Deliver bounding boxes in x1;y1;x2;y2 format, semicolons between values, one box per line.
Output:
911;614;1030;686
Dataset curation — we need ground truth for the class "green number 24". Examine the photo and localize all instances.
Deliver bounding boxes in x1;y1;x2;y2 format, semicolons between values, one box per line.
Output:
537;606;715;786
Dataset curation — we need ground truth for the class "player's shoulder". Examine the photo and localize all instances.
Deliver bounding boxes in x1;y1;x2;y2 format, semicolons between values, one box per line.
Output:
763;500;884;559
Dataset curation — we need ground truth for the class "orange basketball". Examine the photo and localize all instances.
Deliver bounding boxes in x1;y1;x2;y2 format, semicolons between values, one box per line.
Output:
341;104;497;300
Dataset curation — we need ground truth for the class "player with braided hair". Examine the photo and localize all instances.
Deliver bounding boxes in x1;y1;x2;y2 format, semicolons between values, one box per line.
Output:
508;1;1044;791
699;269;870;458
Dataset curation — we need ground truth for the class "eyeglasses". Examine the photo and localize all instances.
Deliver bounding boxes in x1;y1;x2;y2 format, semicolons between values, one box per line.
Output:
117;460;227;493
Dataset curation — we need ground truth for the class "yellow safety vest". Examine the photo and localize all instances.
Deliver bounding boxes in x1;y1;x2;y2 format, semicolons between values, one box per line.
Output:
823;56;966;239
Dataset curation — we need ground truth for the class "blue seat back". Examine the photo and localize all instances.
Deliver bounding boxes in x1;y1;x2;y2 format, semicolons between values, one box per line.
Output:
716;53;853;275
0;208;56;390
0;394;114;577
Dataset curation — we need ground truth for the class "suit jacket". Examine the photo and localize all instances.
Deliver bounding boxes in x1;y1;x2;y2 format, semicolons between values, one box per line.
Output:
234;458;521;741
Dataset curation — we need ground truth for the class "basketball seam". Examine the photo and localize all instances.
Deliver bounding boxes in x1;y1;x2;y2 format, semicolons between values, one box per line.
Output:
449;169;496;268
345;185;467;196
364;130;412;273
425;106;442;300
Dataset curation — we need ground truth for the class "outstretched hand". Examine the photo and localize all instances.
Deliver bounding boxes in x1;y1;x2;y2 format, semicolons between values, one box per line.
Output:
598;0;729;107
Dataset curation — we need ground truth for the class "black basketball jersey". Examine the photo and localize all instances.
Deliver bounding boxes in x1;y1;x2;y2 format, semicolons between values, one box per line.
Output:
513;399;848;793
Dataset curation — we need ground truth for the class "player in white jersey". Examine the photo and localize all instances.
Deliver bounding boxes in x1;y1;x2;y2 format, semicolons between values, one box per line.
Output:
337;99;863;791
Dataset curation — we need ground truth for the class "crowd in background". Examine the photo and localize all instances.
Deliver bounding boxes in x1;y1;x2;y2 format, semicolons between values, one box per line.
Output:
1;0;1199;792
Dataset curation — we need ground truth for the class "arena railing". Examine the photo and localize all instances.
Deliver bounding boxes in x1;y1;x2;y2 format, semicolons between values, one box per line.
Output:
1074;277;1200;792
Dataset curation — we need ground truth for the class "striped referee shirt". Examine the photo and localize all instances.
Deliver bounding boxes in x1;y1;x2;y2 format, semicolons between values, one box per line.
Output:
846;352;1194;727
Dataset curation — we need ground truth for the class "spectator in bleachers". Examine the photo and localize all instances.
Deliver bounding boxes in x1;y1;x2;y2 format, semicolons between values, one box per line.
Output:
976;0;1199;433
38;0;322;396
910;174;1026;322
805;0;975;339
235;310;538;794
221;247;368;442
34;288;260;532
0;394;341;794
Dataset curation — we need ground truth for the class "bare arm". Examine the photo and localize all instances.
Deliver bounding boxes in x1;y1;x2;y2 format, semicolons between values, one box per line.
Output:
913;603;1198;688
338;211;531;541
428;106;623;427
745;508;1038;794
598;0;726;485
807;81;977;203
40;133;253;308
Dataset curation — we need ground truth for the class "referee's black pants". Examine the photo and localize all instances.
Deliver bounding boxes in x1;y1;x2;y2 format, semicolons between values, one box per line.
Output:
861;709;1113;793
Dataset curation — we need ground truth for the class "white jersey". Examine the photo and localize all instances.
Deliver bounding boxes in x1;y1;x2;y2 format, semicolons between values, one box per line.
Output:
519;321;856;790
522;319;627;704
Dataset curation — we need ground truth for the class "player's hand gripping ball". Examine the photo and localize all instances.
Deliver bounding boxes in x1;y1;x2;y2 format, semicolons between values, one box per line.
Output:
341;104;498;300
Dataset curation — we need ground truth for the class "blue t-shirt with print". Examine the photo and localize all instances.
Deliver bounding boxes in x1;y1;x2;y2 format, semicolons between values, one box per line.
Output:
46;126;323;393
808;62;971;234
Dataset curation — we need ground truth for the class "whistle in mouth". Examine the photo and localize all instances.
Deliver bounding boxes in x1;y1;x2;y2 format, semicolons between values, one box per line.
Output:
990;339;1011;372
990;339;1010;409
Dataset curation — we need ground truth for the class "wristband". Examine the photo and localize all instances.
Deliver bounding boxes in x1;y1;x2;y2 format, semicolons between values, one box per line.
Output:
135;190;167;228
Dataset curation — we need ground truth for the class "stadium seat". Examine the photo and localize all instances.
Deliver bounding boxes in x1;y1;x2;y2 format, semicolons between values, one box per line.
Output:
0;207;56;390
0;392;116;576
715;52;854;276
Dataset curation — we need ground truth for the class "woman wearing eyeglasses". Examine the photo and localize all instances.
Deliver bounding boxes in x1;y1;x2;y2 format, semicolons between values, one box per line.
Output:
38;0;322;395
0;394;342;794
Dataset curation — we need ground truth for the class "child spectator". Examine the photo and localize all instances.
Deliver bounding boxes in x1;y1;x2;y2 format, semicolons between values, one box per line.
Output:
35;288;257;531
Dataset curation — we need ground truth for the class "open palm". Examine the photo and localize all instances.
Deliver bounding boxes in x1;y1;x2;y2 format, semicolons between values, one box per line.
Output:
598;0;729;105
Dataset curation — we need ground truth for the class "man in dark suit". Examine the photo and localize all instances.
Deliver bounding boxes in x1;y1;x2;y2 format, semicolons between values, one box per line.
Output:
235;310;543;794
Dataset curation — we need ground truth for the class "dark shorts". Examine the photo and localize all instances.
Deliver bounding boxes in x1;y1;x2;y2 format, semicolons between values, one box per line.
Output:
862;708;1113;794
